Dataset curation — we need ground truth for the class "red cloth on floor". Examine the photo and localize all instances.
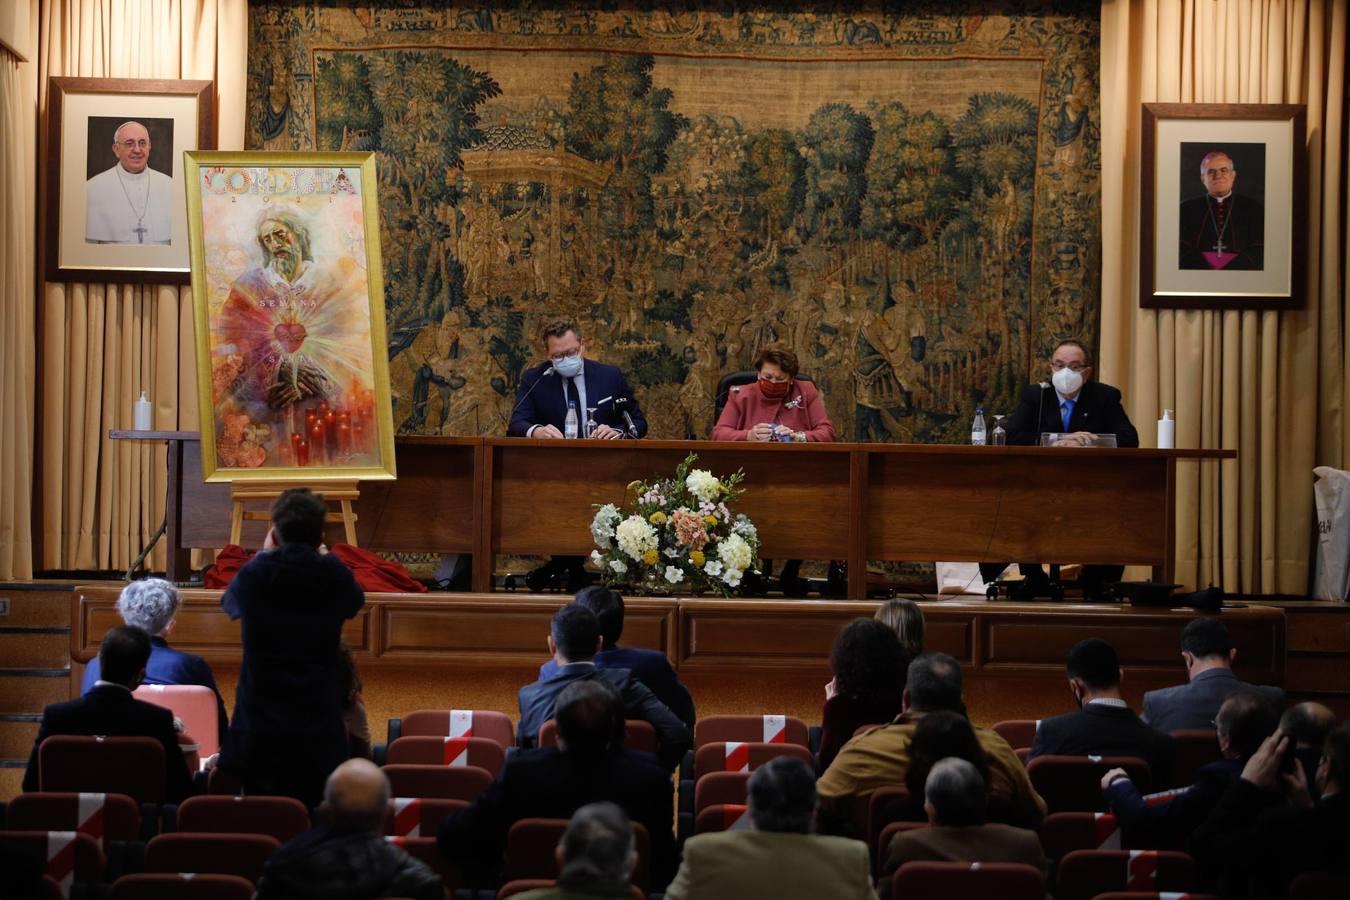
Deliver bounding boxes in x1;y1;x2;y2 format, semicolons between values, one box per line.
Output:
204;543;427;593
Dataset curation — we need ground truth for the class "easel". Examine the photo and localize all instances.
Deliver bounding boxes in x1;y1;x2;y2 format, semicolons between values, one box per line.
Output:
229;480;360;547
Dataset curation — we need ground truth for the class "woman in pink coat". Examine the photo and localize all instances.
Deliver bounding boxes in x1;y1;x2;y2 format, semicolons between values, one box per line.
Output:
712;345;836;442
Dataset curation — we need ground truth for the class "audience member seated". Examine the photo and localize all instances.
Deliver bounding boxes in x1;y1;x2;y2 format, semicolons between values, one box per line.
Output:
440;680;676;888
664;756;877;900
817;653;1046;834
215;487;366;808
1193;723;1350;899
518;604;690;769
81;577;229;739
254;758;442;900
874;598;925;658
1280;701;1337;789
23;625;194;802
904;711;993;806
882;757;1047;887
1029;638;1173;777
511;802;639;900
817;618;910;772
539;586;695;728
1142;617;1285;732
1102;690;1279;850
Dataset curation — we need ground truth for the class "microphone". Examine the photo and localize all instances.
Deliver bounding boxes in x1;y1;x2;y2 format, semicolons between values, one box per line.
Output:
507;365;555;435
613;397;640;439
1034;380;1051;445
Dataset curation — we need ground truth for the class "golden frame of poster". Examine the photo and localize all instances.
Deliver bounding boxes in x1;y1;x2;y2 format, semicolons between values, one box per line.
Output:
184;151;396;483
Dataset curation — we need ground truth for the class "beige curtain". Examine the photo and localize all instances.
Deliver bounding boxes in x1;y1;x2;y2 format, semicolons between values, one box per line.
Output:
37;0;246;572
1099;0;1348;593
0;2;38;581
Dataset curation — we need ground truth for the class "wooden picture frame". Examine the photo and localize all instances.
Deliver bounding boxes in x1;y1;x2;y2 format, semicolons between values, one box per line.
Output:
1140;103;1306;310
183;151;396;483
45;77;214;284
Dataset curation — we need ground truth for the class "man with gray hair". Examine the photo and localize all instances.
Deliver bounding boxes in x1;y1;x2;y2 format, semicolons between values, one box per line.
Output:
85;120;173;244
81;577;228;738
513;802;638;899
255;758;442;899
664;756;877;899
882;757;1047;886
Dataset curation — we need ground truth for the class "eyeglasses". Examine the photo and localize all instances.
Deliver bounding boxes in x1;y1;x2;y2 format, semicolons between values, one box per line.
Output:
116;139;150;150
548;348;582;363
1051;362;1088;372
1204;167;1233;177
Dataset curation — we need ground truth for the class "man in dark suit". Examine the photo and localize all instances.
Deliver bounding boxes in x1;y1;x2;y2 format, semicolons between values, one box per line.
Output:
440;680;676;888
1143;617;1285;732
1178;150;1265;270
518;604;689;769
81;577;229;739
1029;638;1174;778
982;339;1139;598
539;586;695;728
216;487;365;808
24;625;195;802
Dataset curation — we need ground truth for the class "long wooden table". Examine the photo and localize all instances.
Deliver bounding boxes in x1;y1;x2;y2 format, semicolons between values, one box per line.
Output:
157;435;1230;599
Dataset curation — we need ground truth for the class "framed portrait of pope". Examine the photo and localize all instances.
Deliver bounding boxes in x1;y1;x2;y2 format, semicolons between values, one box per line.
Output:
45;77;214;284
183;151;397;483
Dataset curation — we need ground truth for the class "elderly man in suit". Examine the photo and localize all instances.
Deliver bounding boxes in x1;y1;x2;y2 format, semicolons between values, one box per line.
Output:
665;755;877;900
1143;617;1285;733
1029;638;1174;778
538;586;695;728
24;625;195;802
518;604;689;769
512;803;639;900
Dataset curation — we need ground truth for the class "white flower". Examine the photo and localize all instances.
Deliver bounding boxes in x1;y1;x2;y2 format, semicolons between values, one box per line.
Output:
609;559;628;575
664;565;684;584
589;549;604;564
614;515;658;561
686;469;722;503
732;515;757;542
590;504;620;548
717;533;753;572
704;559;724;577
663;546;682;558
722;568;743;587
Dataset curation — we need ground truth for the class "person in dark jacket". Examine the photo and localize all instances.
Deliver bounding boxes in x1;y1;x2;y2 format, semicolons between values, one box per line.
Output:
817;618;910;772
24;625;195;802
255;758;442;900
215;487;365;807
1142;617;1284;732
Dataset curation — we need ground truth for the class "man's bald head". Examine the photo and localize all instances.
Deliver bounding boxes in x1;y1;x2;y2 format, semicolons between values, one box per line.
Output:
1281;702;1337;748
323;758;389;831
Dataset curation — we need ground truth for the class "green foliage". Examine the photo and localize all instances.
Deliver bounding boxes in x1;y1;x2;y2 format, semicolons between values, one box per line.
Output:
628;343;690;387
736;128;807;242
315;56;381;150
645;288;694;331
800;103;874;244
863;103;964;252
952;92;1039;194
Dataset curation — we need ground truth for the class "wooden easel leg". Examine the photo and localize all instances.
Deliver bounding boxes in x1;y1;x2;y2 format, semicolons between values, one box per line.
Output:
229;500;244;546
341;499;358;546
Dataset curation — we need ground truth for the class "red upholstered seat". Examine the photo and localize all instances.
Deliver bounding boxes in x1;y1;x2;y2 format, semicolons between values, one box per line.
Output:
1167;730;1222;789
398;709;515;749
891;861;1045;900
133;685;222;761
1092;893;1220;900
694;714;809;748
863;786;919;863
692;771;750;814
382;763;494;803
538;718;657;754
144;832;280;884
692;803;750;834
384;835;462;895
6;792;142;844
386;735;506;776
503;818;651;894
875;821;930;879
0;830;105;894
1055;849;1197;900
109;873;256;900
692;741;814;780
1288;871;1350;900
175;795;311;843
1026;755;1151;813
992;719;1040;751
496;880;643;899
38;735;167;805
1039;811;1124;859
384;797;469;838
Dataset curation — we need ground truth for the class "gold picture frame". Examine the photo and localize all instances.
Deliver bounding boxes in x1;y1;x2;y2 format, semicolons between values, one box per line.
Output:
184;151;396;483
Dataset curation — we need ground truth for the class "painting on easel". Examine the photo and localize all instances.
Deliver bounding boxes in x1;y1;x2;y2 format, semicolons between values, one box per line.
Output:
184;151;396;482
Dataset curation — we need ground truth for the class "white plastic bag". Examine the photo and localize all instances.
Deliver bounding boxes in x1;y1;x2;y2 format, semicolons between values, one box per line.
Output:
936;562;1010;595
1313;466;1350;601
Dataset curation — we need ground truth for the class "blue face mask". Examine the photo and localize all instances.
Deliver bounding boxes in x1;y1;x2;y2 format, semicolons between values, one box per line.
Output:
553;354;583;378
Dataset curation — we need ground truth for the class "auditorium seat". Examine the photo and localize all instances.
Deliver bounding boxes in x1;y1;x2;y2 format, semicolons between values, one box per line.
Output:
38;735;168;806
384;835;462;896
385;797;468;838
386;735;507;776
1055;849;1197;900
875;821;930;879
1288;871;1350;900
175;795;310;843
503;817;651;894
692;771;751;814
1167;730;1222;789
378;709;515;764
864;786;919;864
694;714;809;748
496;880;643;900
1092;893;1219;900
538;718;656;754
206;766;244;796
692;741;814;779
6;792;143;843
133;685;222;761
109;873;256;900
382;763;494;803
992;719;1040;752
891;861;1045;900
1027;755;1152;813
144;832;280;884
692;803;749;834
1039;812;1123;859
0;829;105;894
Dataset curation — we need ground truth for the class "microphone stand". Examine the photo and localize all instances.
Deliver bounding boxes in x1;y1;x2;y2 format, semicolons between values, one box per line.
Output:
508;365;556;434
614;398;640;439
1034;381;1050;446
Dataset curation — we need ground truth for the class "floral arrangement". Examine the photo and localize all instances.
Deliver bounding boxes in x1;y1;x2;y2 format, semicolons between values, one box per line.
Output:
590;453;760;596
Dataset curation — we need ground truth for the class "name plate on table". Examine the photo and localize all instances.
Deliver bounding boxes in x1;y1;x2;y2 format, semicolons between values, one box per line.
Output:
1039;432;1119;448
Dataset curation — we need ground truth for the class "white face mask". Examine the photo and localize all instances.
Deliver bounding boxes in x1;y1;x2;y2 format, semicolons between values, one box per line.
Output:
1052;366;1084;395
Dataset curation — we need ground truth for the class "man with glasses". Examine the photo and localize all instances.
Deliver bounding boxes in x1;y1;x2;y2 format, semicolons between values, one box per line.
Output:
85;120;174;245
1179;150;1265;270
980;339;1138;598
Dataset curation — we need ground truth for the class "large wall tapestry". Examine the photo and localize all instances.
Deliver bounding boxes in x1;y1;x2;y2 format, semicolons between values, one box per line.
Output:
247;3;1100;444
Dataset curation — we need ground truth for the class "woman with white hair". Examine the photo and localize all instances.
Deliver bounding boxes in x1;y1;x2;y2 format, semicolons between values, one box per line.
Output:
81;577;228;737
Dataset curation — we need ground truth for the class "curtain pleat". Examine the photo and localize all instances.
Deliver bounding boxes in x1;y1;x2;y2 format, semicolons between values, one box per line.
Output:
1100;0;1348;593
35;0;246;574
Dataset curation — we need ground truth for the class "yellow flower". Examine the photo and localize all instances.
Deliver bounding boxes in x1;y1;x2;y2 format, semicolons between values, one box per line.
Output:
690;550;705;567
704;515;718;527
642;549;659;565
649;511;668;526
627;480;644;493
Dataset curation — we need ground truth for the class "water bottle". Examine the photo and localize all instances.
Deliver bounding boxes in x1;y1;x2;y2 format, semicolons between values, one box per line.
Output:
564;401;579;439
971;406;986;446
